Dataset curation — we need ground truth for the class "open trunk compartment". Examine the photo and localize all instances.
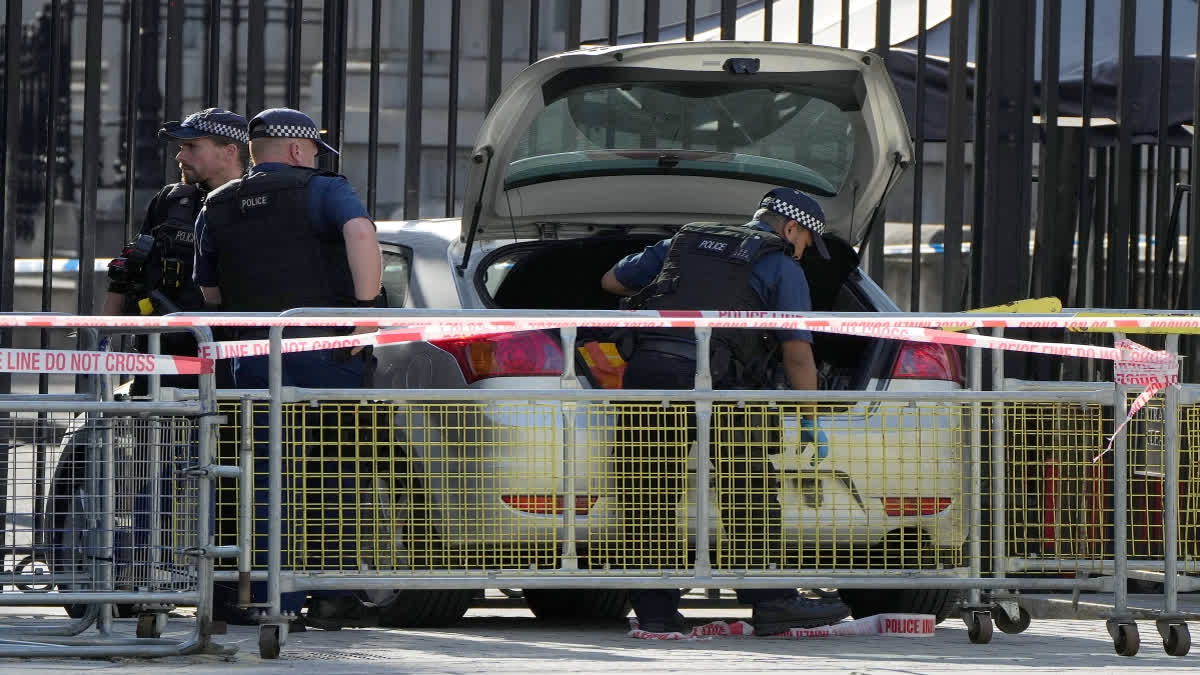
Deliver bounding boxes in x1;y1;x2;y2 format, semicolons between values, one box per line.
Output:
477;233;896;392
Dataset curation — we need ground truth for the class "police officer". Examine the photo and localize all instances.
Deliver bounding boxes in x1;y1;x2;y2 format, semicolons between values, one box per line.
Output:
194;108;383;628
101;107;248;390
600;187;851;635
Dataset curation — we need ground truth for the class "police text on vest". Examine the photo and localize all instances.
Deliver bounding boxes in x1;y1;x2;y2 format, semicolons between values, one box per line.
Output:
240;195;270;210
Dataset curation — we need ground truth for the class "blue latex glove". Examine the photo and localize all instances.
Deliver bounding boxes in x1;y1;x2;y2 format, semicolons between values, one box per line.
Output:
799;418;829;460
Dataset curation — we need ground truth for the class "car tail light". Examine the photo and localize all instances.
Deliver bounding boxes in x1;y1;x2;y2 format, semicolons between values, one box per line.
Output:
891;342;964;385
882;497;954;517
502;495;597;515
430;330;564;384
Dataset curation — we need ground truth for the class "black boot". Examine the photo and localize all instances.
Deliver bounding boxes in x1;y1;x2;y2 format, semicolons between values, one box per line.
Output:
751;596;850;636
637;612;690;634
305;595;376;630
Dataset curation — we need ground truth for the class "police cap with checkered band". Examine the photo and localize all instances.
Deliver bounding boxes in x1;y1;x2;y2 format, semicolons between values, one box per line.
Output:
159;108;249;144
758;187;830;260
247;108;339;156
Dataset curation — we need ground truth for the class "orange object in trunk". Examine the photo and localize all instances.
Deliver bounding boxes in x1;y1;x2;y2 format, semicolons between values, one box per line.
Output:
578;341;626;389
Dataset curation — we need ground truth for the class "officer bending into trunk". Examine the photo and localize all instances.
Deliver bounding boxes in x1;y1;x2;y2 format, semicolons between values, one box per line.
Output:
102;107;248;391
194;108;383;629
600;187;851;635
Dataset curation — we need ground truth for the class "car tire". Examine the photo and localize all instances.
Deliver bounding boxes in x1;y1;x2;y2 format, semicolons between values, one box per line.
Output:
371;589;475;628
836;588;962;624
357;472;473;628
48;434;89;620
523;589;630;622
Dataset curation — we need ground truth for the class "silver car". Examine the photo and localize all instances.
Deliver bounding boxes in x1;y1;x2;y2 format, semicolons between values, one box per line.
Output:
364;40;965;627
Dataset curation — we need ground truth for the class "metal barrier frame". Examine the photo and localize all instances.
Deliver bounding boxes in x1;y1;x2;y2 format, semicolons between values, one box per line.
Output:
210;307;1188;658
0;325;228;658
3;309;1195;659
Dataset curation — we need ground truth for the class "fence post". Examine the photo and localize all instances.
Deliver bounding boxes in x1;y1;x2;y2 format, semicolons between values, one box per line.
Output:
266;326;286;641
1110;333;1131;620
238;396;253;608
693;327;712;578
559;326;578;570
990;327;1007;580
967;337;984;608
1162;334;1180;617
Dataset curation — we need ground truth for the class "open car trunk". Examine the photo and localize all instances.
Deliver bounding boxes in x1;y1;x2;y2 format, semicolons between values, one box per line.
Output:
476;233;898;392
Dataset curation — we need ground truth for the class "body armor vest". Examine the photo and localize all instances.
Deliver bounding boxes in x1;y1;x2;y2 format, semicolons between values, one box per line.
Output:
625;222;791;389
203;165;356;313
144;182;205;311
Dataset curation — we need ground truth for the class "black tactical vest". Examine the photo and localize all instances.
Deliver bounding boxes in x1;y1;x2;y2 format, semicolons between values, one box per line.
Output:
202;165;356;313
625;222;791;389
143;182;205;311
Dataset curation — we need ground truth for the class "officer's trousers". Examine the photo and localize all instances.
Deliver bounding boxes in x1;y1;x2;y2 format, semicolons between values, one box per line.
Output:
229;349;374;615
618;349;796;621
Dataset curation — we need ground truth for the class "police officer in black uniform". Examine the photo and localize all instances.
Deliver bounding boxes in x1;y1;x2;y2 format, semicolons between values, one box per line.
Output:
194;108;383;628
600;187;851;635
102;107;248;391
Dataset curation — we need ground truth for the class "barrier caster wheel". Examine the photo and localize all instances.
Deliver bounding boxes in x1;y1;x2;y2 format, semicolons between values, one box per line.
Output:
13;556;52;592
967;611;993;644
1161;622;1191;656
993;605;1031;634
1111;622;1140;657
136;613;163;639
259;624;281;659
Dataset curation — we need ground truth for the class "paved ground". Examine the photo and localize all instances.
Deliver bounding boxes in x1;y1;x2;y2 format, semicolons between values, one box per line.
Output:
0;593;1196;673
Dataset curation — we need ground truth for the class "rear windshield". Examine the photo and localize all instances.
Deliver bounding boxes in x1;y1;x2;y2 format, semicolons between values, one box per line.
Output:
508;83;855;196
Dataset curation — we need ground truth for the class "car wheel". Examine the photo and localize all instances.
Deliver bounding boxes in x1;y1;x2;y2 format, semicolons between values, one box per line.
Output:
369;588;475;628
837;588;962;624
48;440;89;619
356;474;472;628
523;589;630;623
838;530;962;624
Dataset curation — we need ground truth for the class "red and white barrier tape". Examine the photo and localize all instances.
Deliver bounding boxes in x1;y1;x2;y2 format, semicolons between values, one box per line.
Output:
3;310;1200;331
191;321;1173;365
3;312;1178;458
196;328;427;361
628;613;936;640
0;347;211;376
1093;339;1181;462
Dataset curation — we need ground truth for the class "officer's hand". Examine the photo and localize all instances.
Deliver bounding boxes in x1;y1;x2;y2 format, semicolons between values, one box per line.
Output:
799;418;829;460
348;325;377;355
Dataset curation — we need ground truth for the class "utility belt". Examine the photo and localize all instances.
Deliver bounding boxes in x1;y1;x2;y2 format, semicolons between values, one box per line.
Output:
633;334;698;361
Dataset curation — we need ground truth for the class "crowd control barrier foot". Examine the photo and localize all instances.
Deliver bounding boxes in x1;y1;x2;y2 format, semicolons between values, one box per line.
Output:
1107;619;1140;656
135;613;168;639
962;609;993;644
1156;620;1191;656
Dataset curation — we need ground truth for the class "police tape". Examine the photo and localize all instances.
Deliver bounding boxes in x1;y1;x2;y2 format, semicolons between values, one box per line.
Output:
1092;339;1182;462
627;613;936;640
0;347;212;376
196;328;427;360
7;309;1200;332
1;316;1178;372
189;321;1174;366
